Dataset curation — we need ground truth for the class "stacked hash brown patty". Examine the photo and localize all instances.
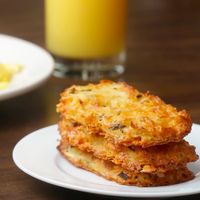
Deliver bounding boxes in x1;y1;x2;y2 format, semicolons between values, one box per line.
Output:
57;80;199;187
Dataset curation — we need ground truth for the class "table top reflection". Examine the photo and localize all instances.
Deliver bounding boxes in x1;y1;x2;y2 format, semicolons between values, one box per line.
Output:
0;0;200;200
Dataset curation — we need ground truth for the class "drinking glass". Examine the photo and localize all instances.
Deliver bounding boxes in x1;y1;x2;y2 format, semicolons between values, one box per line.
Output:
45;0;127;80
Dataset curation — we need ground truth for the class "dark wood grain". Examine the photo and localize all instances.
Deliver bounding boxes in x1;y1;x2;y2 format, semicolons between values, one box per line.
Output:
0;0;200;199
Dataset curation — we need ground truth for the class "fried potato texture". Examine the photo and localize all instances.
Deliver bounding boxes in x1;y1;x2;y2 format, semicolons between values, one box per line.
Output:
57;80;192;147
58;141;194;187
59;118;198;173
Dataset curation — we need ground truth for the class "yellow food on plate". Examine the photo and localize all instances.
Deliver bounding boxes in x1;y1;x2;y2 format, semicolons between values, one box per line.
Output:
0;63;23;89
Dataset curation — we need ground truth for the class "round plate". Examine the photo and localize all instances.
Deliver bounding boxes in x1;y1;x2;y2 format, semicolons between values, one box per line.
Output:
13;124;200;198
0;34;54;100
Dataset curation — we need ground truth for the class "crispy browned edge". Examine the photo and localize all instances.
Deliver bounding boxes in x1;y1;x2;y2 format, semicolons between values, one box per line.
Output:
57;80;192;148
57;141;194;187
58;119;199;174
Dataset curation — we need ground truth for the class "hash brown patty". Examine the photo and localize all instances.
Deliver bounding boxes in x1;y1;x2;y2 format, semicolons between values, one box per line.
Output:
57;80;192;147
58;141;194;187
59;118;198;173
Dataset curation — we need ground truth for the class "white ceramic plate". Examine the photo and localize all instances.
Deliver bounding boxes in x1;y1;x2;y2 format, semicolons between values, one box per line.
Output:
0;34;54;100
13;124;200;198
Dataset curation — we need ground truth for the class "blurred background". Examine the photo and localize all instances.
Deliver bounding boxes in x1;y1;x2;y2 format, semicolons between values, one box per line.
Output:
1;0;199;121
0;1;200;200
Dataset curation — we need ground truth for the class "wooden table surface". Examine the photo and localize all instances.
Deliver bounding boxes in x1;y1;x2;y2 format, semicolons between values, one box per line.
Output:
0;0;200;199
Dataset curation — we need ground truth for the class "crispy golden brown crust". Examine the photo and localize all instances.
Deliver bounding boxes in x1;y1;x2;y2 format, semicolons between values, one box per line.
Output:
58;118;198;173
58;141;194;187
57;80;192;147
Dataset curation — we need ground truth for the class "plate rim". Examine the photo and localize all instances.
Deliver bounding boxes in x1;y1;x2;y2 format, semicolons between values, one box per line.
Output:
12;124;200;198
0;34;54;101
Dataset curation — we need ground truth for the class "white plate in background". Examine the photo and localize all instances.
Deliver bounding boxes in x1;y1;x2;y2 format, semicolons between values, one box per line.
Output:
13;124;200;198
0;34;54;100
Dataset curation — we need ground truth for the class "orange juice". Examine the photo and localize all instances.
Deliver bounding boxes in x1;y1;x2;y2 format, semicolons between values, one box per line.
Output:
45;0;127;59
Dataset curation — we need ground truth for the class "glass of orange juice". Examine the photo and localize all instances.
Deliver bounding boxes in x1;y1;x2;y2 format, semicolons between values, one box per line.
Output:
45;0;127;80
